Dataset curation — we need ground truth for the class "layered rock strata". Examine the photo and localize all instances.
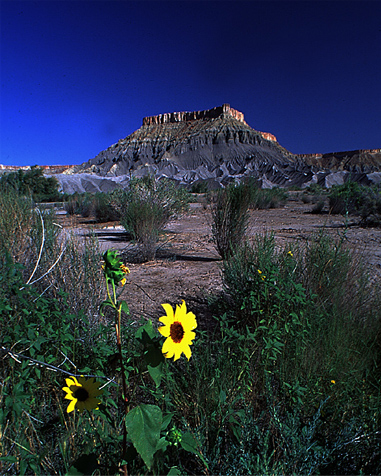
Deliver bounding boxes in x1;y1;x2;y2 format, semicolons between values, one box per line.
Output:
68;104;312;190
49;105;381;194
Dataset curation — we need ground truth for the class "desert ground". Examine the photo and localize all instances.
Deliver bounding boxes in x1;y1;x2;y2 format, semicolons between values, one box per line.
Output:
57;194;381;326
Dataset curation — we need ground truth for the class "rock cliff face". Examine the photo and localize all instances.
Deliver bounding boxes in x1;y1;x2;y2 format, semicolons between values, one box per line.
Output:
301;149;381;174
69;104;312;189
54;105;380;194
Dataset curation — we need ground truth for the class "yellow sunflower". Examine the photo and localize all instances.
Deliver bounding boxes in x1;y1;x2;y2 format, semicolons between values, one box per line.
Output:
63;376;104;413
158;300;197;361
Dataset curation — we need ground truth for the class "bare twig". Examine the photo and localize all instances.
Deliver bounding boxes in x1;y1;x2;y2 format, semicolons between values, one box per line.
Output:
0;346;115;383
25;208;45;285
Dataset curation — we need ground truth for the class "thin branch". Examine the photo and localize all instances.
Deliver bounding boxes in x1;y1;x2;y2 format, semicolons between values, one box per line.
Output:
26;207;45;285
28;243;67;286
0;346;115;383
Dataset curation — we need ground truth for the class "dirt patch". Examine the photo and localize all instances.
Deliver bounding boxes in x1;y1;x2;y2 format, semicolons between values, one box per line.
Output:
57;199;381;324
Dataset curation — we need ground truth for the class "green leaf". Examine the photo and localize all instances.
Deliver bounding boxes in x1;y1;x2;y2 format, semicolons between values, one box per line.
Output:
135;320;156;344
145;345;164;387
67;453;99;475
100;299;115;316
120;300;129;315
155;436;170;453
161;412;173;431
180;431;208;469
125;404;162;470
167;466;182;475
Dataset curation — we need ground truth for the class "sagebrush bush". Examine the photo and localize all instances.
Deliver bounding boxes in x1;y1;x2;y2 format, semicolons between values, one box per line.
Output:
211;182;254;259
117;176;190;261
250;186;288;209
64;192;94;217
0;192;33;263
93;193;121;222
358;185;381;226
328;181;363;214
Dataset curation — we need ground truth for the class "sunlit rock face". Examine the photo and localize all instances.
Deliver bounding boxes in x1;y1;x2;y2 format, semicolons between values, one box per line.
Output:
67;104;313;189
54;105;380;193
301;149;381;174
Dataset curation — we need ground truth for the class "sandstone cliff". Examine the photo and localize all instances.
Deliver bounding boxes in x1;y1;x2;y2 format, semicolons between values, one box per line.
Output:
300;149;381;174
69;104;312;188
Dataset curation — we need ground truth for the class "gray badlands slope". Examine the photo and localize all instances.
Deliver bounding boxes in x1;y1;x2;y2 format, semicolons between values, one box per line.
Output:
51;104;381;193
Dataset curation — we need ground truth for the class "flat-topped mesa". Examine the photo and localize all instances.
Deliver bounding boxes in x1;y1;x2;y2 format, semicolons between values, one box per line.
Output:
142;103;246;126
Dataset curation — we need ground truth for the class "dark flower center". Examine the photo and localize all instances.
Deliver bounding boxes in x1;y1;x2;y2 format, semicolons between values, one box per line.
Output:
170;321;185;343
74;387;89;402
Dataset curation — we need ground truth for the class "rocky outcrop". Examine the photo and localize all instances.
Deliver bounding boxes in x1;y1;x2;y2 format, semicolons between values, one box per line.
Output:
35;104;379;194
67;104;313;190
142;103;247;125
300;149;381;174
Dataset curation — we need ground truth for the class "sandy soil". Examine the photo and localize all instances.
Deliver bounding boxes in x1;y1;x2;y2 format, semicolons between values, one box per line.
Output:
57;196;381;325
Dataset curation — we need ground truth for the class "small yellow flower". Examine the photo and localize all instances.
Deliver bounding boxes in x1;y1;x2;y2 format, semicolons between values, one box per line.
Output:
120;277;127;286
331;380;336;384
258;270;266;280
120;264;130;274
63;376;104;413
158;301;197;361
287;251;293;257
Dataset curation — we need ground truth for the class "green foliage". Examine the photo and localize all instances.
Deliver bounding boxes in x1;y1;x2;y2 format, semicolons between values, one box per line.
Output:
93;192;121;222
189;180;209;194
64;192;121;222
116;176;190;261
0;166;61;202
328;180;364;215
211;182;254;259
213;231;381;474
250;186;289;209
125;404;163;469
64;192;94;217
0;192;33;261
357;184;381;226
1;191;381;475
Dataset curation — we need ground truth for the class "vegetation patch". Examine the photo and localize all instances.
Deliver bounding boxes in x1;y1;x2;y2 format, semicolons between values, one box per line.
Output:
1;190;380;475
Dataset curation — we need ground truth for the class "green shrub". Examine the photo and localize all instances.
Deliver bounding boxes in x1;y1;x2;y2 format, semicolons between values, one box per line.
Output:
250;186;288;209
189;180;209;194
0;166;61;202
328;182;381;226
117;176;190;261
358;185;381;226
93;193;121;222
64;193;94;217
0;192;33;262
211;182;254;260
64;192;121;222
328;181;363;214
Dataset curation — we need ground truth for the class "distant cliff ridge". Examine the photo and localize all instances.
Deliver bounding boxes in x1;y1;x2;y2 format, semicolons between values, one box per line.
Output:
142;104;246;125
68;103;296;189
301;149;381;174
142;104;276;141
5;105;378;194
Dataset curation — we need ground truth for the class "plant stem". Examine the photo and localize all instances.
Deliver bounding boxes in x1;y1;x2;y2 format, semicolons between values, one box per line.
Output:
108;277;129;473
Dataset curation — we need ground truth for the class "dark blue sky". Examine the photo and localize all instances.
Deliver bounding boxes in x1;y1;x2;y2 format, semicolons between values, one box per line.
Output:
1;1;380;166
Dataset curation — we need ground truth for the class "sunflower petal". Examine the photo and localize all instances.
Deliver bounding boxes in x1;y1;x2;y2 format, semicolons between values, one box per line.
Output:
158;324;170;337
162;337;175;359
182;344;192;360
182;312;197;331
67;399;77;413
65;377;78;388
161;303;174;321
